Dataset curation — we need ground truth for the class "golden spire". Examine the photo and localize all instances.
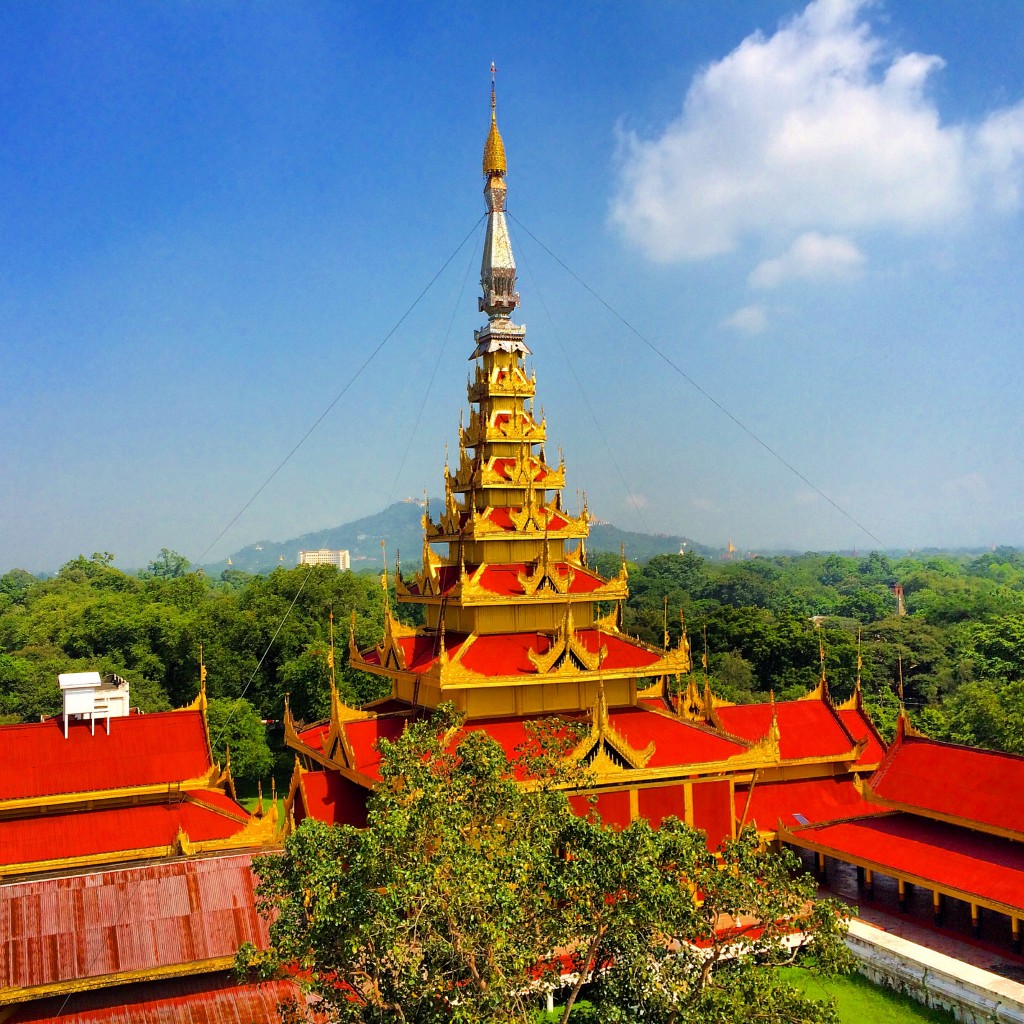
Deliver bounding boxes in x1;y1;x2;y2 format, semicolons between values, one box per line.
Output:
482;62;506;177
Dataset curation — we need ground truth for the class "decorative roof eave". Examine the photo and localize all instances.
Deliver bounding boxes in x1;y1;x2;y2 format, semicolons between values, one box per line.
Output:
568;686;655;771
0;955;241;1008
0;801;279;882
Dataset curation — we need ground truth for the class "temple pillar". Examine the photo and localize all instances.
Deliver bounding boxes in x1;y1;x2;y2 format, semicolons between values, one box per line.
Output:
1013;916;1021;954
864;868;874;898
816;852;827;881
856;866;865;889
897;878;907;911
971;903;981;938
932;890;943;926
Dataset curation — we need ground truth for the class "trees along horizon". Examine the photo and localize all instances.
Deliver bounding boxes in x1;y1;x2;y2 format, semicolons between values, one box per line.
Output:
5;545;1024;753
239;705;853;1024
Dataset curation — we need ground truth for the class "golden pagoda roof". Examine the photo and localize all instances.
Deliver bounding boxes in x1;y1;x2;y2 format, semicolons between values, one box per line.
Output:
483;65;506;176
483;119;506;177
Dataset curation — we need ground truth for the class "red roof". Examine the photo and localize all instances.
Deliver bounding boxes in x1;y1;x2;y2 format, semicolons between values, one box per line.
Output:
792;814;1024;912
836;706;887;767
458;630;662;677
342;716;410;778
297;770;367;827
869;729;1024;837
477;563;606;597
736;777;886;832
0;792;250;868
597;706;748;768
484;507;570;532
716;700;856;761
6;972;310;1023
0;711;212;802
361;629;662;679
404;562;605;599
489;456;548;482
0;853;269;991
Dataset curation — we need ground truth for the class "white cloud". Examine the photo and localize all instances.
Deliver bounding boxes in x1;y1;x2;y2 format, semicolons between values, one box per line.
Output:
750;232;865;287
720;305;768;333
611;0;1024;262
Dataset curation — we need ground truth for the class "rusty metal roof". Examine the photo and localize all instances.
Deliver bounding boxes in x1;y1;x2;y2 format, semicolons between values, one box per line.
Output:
0;854;271;993
6;971;307;1022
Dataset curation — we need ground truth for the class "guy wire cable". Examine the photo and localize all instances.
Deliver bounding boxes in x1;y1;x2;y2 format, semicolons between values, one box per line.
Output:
508;217;653;536
199;218;482;750
507;212;886;549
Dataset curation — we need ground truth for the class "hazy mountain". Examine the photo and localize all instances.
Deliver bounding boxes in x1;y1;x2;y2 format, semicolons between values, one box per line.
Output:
203;502;717;576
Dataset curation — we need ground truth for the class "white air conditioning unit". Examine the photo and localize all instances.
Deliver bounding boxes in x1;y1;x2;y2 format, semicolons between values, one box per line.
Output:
58;671;131;737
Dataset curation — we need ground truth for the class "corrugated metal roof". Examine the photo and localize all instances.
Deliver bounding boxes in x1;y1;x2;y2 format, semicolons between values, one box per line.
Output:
0;712;212;801
7;971;308;1023
0;854;271;990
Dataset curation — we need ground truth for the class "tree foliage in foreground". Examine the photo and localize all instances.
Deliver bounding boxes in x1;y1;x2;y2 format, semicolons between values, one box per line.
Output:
239;706;852;1023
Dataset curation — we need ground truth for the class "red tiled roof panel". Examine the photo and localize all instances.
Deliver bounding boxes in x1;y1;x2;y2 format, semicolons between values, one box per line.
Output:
298;770;367;827
7;972;309;1023
296;722;329;748
477;564;606;596
482;507;569;532
603;707;749;767
342;717;409;777
837;707;887;766
0;712;212;801
186;790;252;820
457;630;662;677
797;814;1024;911
716;701;855;760
0;854;269;990
869;735;1024;834
0;795;250;867
736;777;887;832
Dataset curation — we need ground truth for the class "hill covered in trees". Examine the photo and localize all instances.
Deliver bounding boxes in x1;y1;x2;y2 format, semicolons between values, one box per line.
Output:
202;501;716;575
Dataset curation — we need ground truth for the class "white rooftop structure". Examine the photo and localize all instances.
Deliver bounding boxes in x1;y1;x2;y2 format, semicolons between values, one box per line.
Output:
58;671;131;737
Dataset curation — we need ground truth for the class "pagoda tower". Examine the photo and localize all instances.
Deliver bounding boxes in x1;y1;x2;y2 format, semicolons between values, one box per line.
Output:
350;81;691;718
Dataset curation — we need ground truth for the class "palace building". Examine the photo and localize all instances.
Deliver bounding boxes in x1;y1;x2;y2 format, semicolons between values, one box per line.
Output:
283;82;1024;954
6;80;1024;1023
0;673;290;1021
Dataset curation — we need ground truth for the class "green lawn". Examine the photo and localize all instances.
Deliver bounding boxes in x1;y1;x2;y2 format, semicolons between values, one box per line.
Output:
238;795;285;821
779;967;957;1024
537;971;956;1023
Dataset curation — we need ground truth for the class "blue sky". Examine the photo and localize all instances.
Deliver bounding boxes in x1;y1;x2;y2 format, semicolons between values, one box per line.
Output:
2;1;1024;573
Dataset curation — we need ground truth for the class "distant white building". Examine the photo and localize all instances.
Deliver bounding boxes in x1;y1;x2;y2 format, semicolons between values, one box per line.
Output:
298;548;351;571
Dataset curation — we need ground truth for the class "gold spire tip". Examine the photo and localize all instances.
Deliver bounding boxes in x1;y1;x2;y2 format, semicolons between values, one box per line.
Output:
483;63;507;177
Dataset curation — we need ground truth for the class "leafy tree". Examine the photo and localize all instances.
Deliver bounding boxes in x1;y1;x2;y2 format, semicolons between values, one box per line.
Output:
141;548;192;580
206;696;274;784
239;707;851;1023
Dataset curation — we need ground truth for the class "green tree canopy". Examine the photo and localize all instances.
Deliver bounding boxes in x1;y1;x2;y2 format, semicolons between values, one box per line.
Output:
239;706;851;1023
206;696;274;784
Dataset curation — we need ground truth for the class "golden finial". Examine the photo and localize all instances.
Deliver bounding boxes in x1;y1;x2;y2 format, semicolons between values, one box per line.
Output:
328;607;337;691
483;62;507;177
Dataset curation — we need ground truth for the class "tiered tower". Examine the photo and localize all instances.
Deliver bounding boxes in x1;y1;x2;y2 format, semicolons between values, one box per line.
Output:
351;81;691;718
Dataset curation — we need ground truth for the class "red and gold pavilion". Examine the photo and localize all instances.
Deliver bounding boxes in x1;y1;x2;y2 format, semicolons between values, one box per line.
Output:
284;83;1024;951
283;85;885;842
0;677;289;1021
